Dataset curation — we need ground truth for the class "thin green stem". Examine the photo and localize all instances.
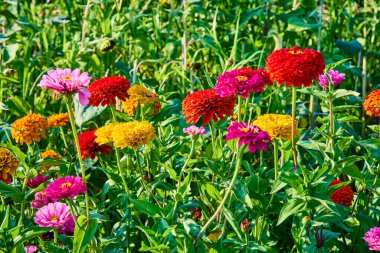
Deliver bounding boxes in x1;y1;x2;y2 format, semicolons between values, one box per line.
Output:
59;126;69;149
273;140;279;179
17;165;30;228
329;83;334;146
54;229;58;243
237;95;242;122
291;86;298;168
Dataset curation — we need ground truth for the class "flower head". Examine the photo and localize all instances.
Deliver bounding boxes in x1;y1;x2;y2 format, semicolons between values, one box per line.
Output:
11;113;49;145
94;123;121;145
364;227;380;251
41;150;60;159
45;176;87;201
121;85;161;116
329;180;354;206
226;122;272;153
215;67;267;98
182;89;235;125
78;130;113;160
24;246;38;253
112;121;156;150
183;126;207;135
88;76;131;106
34;202;71;229
253;114;299;140
0;148;19;180
60;214;75;236
363;90;380;117
319;70;346;87
48;113;70;128
27;174;49;189
31;190;53;209
265;46;325;87
38;68;91;106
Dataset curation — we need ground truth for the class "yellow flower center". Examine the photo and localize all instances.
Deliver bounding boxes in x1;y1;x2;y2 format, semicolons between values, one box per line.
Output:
241;127;249;132
50;215;59;221
61;182;72;189
62;75;72;80
236;76;248;82
289;50;304;55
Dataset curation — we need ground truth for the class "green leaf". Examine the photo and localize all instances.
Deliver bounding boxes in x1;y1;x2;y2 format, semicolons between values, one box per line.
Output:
279;172;303;190
336;39;363;55
287;17;320;32
129;199;162;218
359;139;380;162
201;183;222;201
0;143;27;162
277;198;306;225
73;215;98;253
12;227;51;249
333;89;360;99
1;44;19;64
223;208;244;241
0;180;22;203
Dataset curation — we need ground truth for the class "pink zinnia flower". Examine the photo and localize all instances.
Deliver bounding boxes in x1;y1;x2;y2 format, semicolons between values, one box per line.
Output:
24;245;38;253
364;227;380;251
226;122;272;153
183;126;207;135
215;67;266;99
60;214;76;236
34;202;71;229
45;176;87;201
318;70;345;87
27;174;49;188
31;189;53;209
38;68;91;106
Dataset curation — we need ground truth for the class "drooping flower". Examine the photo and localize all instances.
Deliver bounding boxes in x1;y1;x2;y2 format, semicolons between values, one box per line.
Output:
329;180;354;206
11;113;49;145
88;76;131;106
48;113;70;128
24;245;38;253
37;68;91;106
0;148;19;181
78;130;113;160
112;121;156;150
215;67;267;98
265;46;325;87
226;122;272;153
27;174;49;189
363;90;380;117
182;89;235;125
364;227;380;251
318;70;346;87
121;85;161;116
253;114;300;140
45;176;87;201
34;202;72;229
94;123;121;145
60;214;75;236
31;190;53;209
183;126;207;135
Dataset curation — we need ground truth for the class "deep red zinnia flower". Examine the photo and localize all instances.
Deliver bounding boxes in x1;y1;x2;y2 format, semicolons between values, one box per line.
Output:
265;46;325;87
78;130;112;159
27;174;49;188
88;76;131;106
329;179;354;206
182;89;235;125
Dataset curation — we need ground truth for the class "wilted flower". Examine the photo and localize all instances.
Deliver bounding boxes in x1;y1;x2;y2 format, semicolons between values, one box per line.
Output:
34;202;71;229
48;113;70;128
363;90;380;117
121;85;161;116
11;113;49;145
45;176;87;201
329;179;354;206
31;190;53;209
78;130;113;160
364;227;380;251
0;148;19;180
88;76;131;106
27;174;49;189
112;121;156;150
183;126;207;135
318;70;346;86
253;114;299;140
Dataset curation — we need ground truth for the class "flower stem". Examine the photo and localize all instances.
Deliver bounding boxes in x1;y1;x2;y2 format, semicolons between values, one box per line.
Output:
17;165;30;228
329;83;334;146
54;228;58;243
273;139;279;179
237;95;242;122
291;86;298;168
59;126;69;149
65;95;90;219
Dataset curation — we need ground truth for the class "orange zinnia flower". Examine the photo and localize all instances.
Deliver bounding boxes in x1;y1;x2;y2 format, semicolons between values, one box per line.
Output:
48;113;70;128
363;90;380;117
11;113;49;145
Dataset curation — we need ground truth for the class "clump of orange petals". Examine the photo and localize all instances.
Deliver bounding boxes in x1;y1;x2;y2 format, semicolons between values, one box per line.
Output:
363;90;380;117
48;113;70;128
11;113;49;145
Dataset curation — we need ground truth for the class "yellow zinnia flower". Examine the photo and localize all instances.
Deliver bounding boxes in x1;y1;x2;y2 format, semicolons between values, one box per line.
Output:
0;148;19;180
94;123;121;145
11;113;49;144
48;113;70;128
112;121;155;150
253;114;300;140
121;85;161;116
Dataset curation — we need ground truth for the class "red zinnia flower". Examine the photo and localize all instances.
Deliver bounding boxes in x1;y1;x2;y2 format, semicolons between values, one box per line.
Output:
182;89;235;125
329;179;354;206
88;76;131;106
265;46;325;87
0;174;11;184
363;90;380;117
78;130;112;159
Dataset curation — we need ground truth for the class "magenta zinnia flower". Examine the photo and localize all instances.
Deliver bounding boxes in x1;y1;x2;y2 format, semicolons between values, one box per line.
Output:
24;246;38;253
318;70;345;87
38;68;91;106
183;126;207;135
27;174;49;188
215;67;266;99
226;122;272;153
31;189;53;209
45;176;87;201
364;227;380;251
34;202;71;229
60;214;76;235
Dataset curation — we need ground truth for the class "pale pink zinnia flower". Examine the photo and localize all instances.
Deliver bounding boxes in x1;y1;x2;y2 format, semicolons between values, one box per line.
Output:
364;227;380;251
31;189;53;209
318;70;345;87
45;176;87;201
183;126;207;135
27;174;49;188
24;245;38;253
34;202;71;229
38;68;91;106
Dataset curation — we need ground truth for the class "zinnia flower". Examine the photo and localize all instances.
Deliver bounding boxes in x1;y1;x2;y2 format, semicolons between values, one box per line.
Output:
253;114;300;140
78;130;113;160
37;68;91;106
60;214;75;236
27;174;49;188
41;150;60;159
48;113;70;128
265;46;325;87
182;89;235;125
0;174;11;184
215;67;267;98
183;126;207;135
318;70;346;87
34;202;72;229
94;123;121;145
112;121;156;150
363;90;380;117
88;76;131;106
11;113;49;145
329;179;354;206
364;227;380;251
121;85;161;116
226;122;272;153
0;148;19;180
31;190;53;209
45;176;87;201
24;246;38;253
